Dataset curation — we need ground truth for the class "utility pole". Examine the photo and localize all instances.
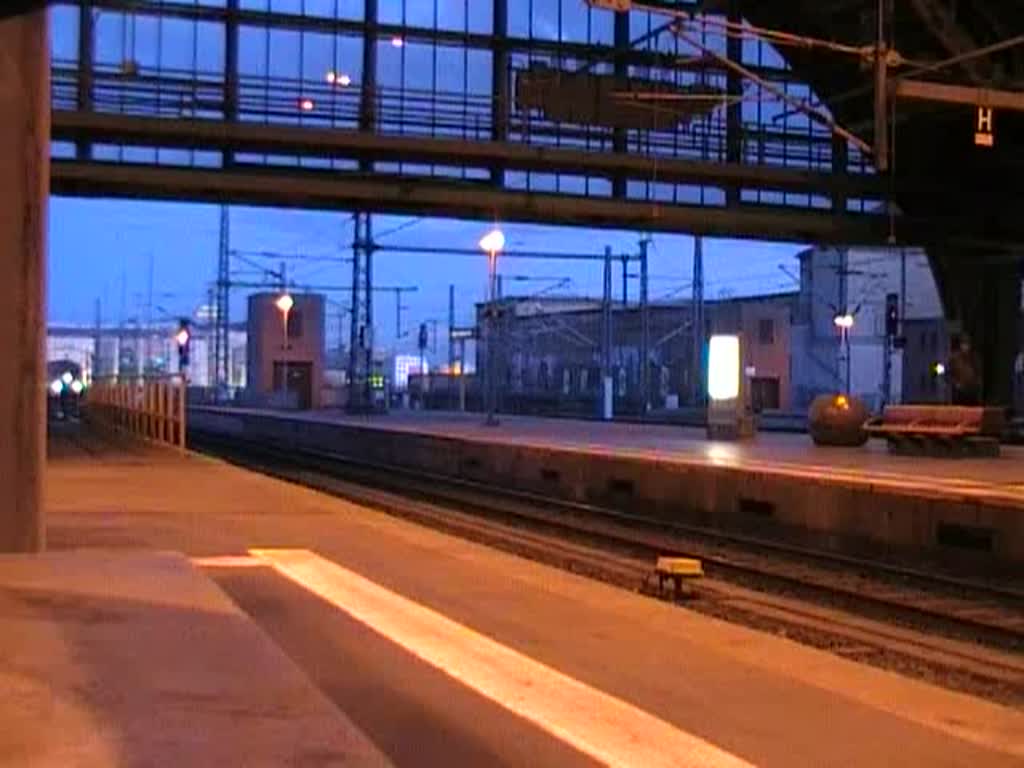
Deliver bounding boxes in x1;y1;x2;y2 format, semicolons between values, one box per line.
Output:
207;286;216;387
459;337;467;412
900;248;907;325
448;284;456;371
348;214;363;411
388;286;414;340
119;264;126;377
395;291;403;340
93;297;102;380
838;249;851;394
215;204;231;392
692;235;705;407
448;284;456;405
365;215;374;408
639;239;650;415
601;246;613;420
347;213;375;412
621;253;629;306
485;246;500;425
145;251;154;375
337;303;346;368
873;0;889;173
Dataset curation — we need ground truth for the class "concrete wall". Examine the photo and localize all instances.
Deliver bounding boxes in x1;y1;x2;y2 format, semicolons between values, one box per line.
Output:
190;408;1024;568
737;299;792;410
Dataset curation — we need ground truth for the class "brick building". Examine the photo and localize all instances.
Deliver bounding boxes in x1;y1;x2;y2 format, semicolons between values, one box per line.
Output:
476;292;796;414
246;292;325;409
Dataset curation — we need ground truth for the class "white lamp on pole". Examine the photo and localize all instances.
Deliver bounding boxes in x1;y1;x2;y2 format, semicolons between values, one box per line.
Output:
833;312;855;394
276;293;294;405
479;228;505;426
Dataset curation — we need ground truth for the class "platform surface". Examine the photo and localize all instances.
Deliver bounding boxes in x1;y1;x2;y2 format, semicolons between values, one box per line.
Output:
221;408;1024;505
0;546;389;767
44;430;1024;767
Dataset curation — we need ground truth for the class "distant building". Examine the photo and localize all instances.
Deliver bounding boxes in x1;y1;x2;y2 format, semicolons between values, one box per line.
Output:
392;354;428;392
476;292;796;413
790;246;943;410
246;292;326;410
47;322;246;388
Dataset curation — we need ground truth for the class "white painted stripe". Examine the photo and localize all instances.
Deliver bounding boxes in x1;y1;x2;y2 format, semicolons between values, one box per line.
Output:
251;548;753;768
192;555;266;568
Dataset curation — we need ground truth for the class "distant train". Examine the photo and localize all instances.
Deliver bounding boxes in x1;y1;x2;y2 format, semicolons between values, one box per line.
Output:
47;359;85;420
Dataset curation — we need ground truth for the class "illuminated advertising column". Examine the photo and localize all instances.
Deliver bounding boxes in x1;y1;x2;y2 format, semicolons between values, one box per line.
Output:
706;334;755;440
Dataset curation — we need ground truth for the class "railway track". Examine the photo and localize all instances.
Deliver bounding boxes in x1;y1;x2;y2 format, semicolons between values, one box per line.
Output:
191;429;1024;706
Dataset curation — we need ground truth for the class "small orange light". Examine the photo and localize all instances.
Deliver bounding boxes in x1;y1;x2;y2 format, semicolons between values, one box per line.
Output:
834;394;849;410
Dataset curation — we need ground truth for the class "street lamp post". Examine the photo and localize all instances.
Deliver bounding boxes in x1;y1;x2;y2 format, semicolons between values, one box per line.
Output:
479;228;505;426
276;292;294;407
833;312;855;394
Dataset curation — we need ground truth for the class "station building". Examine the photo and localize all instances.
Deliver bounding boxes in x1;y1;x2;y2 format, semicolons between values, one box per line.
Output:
245;292;326;410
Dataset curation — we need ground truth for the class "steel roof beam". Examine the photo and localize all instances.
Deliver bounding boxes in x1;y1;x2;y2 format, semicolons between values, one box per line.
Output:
51;110;882;198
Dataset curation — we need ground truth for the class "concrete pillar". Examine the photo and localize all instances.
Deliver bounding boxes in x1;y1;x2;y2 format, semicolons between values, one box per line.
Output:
490;0;508;185
724;0;742;206
0;10;49;552
76;0;93;159
224;0;239;167
611;11;629;199
971;263;1020;408
941;257;1022;408
360;0;378;135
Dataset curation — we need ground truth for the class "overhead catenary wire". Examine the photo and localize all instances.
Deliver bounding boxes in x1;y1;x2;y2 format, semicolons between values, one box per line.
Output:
628;2;905;62
670;22;873;155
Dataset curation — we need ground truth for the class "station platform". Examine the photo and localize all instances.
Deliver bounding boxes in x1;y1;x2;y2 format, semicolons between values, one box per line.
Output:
0;548;389;767
190;408;1024;567
41;427;1024;766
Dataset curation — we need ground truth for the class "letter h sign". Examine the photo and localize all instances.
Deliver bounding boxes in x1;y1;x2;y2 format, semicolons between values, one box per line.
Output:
975;106;994;147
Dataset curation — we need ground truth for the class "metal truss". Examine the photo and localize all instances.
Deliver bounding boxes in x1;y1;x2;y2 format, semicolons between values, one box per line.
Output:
51;0;899;241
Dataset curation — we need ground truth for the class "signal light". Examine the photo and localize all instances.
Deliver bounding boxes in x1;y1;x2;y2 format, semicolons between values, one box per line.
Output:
885;293;899;337
176;319;191;369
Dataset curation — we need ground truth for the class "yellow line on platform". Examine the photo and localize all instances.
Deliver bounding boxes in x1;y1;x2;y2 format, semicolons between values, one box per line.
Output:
251;548;754;768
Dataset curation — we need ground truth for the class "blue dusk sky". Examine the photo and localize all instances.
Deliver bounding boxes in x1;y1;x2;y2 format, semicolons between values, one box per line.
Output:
48;199;806;354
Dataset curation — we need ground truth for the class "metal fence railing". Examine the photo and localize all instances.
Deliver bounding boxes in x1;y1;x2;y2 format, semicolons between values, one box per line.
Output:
86;377;187;453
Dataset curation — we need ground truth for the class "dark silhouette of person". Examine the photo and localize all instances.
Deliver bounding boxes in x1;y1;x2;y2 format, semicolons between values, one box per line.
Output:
948;334;981;405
